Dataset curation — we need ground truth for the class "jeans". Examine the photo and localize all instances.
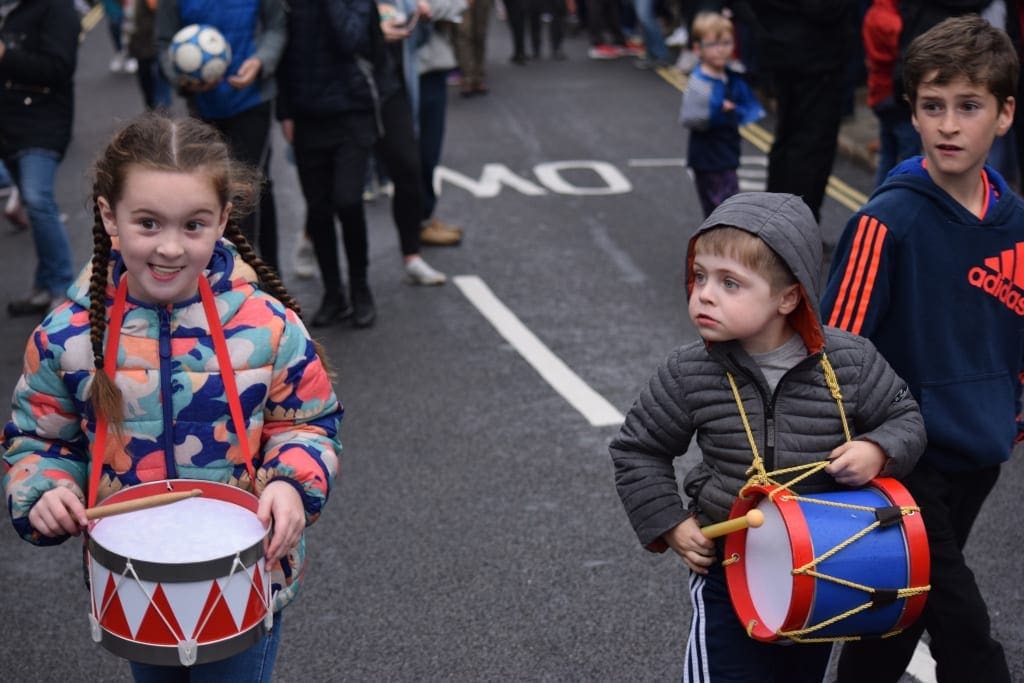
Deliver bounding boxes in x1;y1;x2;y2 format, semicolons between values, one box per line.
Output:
5;150;75;298
136;57;173;110
419;70;449;221
0;160;12;188
633;0;668;61
873;102;920;188
129;613;282;682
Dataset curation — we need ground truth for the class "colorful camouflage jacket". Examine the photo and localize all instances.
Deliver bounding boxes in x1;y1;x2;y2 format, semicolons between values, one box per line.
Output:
1;240;342;611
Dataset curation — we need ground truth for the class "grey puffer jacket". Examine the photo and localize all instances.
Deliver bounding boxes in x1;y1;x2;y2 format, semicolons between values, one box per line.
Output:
610;193;926;551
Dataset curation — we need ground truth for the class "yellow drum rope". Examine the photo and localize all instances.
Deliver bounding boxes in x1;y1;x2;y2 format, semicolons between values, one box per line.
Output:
723;352;929;642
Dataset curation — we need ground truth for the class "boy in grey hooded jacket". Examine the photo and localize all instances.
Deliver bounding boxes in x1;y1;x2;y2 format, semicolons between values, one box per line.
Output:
609;192;926;682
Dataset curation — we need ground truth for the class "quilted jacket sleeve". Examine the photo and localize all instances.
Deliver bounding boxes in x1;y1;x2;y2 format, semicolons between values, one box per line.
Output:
2;325;90;545
259;309;342;526
609;348;696;552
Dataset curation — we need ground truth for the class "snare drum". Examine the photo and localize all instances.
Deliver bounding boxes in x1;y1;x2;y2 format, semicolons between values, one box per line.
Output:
86;480;272;666
723;478;929;642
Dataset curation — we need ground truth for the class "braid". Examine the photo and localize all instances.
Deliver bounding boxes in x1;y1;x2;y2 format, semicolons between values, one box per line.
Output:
88;201;124;431
223;222;302;315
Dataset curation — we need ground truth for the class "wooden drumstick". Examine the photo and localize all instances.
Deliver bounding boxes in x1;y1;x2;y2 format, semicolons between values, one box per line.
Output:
85;489;203;521
700;509;765;539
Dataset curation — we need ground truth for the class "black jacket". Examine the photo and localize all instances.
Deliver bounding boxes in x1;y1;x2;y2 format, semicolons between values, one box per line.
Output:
276;0;400;121
0;0;79;158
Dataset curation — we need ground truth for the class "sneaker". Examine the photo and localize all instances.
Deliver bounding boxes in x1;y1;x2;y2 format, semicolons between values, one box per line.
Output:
379;181;395;198
618;43;645;57
350;282;376;328
420;218;463;246
675;50;699;74
4;187;29;232
665;25;689;47
634;56;672;71
310;290;353;327
292;234;316;279
123;57;139;74
587;44;622;60
8;289;53;318
405;256;447;286
109;51;126;73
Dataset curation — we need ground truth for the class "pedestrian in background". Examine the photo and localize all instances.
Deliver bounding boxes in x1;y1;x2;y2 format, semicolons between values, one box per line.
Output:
127;0;171;110
156;0;285;273
456;0;492;94
0;0;78;317
680;10;764;217
733;0;856;220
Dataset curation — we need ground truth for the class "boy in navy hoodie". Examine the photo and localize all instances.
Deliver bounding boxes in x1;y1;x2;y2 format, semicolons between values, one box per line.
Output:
821;14;1017;682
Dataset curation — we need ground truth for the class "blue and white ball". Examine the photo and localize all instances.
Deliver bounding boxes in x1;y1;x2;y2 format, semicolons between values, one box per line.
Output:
169;24;232;85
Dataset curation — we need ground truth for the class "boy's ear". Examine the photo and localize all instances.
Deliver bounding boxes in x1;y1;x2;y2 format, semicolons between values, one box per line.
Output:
997;96;1016;136
778;284;801;315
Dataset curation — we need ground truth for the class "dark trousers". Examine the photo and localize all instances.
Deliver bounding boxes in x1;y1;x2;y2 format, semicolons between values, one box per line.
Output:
529;0;566;55
293;91;425;294
685;560;832;682
207;101;279;271
419;70;449;221
764;69;844;221
836;462;1010;683
584;0;625;46
505;0;528;58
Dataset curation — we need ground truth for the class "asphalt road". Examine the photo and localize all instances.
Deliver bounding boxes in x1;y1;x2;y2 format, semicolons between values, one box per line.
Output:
0;14;1020;683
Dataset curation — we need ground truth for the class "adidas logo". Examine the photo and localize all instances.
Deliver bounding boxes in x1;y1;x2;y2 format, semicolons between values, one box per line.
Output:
967;243;1024;315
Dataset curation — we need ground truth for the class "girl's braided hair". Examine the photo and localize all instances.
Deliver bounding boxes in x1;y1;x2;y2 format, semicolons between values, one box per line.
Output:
89;112;322;429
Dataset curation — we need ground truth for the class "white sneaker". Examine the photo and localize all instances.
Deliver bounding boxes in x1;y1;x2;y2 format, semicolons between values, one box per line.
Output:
405;256;446;286
666;26;689;47
109;52;126;73
292;234;316;279
123;57;139;74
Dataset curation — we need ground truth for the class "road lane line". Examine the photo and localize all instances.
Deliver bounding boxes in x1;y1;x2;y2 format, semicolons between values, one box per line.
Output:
454;275;625;427
907;640;937;683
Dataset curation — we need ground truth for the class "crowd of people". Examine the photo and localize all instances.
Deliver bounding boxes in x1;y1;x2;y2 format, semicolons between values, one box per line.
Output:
2;1;1024;682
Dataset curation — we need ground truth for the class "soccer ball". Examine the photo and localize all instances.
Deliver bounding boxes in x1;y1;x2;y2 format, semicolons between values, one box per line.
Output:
169;24;232;85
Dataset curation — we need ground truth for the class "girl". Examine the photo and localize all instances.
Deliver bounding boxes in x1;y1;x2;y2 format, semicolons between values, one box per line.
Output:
1;112;342;681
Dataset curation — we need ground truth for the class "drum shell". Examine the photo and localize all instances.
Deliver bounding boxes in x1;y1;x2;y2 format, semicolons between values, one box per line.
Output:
724;478;929;642
87;479;271;666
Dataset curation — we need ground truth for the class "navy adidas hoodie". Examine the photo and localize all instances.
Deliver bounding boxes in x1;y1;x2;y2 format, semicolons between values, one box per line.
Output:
822;156;1024;472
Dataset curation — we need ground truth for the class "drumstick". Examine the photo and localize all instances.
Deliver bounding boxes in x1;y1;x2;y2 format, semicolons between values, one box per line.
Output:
85;489;203;520
700;509;765;539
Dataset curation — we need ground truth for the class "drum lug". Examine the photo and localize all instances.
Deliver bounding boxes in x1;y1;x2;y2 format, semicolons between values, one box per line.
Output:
89;612;102;643
178;639;199;667
264;607;274;631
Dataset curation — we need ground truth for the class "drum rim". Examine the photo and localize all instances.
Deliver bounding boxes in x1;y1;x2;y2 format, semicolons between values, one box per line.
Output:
95;616;268;666
87;479;267;581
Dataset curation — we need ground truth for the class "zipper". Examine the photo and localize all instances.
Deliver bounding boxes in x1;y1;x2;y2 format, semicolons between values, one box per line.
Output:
158;306;178;479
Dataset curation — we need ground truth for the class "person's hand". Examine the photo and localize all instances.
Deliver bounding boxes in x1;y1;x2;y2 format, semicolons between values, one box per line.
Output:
380;18;412;42
0;39;6;62
663;516;716;574
280;119;294;144
416;0;432;19
825;440;887;487
722;99;736;112
257;480;305;563
28;487;87;538
227;56;262;89
178;76;220;95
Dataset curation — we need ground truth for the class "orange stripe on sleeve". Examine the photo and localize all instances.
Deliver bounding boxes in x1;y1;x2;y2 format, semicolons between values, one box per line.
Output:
849;222;888;335
827;215;873;328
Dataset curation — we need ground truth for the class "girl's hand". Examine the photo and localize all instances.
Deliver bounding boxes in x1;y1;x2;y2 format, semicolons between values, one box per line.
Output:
28;487;88;537
825;440;887;487
380;19;412;42
257;481;305;563
663;516;716;574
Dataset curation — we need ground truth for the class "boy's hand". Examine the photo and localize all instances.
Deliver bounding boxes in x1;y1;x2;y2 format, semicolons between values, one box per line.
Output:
663;516;716;574
227;56;262;89
257;481;305;563
28;487;88;537
722;99;736;112
825;440;887;487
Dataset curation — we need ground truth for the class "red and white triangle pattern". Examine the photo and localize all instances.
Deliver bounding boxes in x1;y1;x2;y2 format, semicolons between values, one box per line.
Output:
90;556;270;645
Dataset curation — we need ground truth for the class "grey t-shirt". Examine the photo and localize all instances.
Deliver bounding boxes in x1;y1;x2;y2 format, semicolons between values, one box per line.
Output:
749;333;807;394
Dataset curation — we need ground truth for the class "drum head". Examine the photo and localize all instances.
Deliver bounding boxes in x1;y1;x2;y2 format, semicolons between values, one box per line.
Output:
744;499;793;632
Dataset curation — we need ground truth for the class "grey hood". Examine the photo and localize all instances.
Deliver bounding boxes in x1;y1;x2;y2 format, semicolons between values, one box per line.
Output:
686;192;825;352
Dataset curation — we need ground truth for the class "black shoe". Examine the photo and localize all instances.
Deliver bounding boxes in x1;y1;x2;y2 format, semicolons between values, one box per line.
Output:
311;291;353;327
8;290;54;318
350;283;376;329
510;53;527;65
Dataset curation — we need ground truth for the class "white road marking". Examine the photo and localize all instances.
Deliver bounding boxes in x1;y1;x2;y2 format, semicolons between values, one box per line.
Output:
907;640;937;683
454;275;625;427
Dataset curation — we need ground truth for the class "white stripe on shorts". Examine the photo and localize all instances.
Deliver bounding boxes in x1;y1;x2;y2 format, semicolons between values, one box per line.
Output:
684;571;711;683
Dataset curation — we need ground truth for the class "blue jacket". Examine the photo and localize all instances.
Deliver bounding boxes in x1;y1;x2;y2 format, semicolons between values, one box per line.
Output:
679;66;763;172
822;157;1024;472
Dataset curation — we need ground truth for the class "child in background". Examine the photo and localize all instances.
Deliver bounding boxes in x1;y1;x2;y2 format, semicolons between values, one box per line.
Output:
2;112;342;682
822;15;1018;682
680;11;764;217
611;192;925;682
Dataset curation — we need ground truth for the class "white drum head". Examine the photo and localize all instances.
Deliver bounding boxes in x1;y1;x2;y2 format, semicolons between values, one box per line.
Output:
90;498;266;563
744;498;793;632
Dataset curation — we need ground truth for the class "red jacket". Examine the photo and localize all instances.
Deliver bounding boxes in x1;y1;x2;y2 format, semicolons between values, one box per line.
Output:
862;0;901;108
